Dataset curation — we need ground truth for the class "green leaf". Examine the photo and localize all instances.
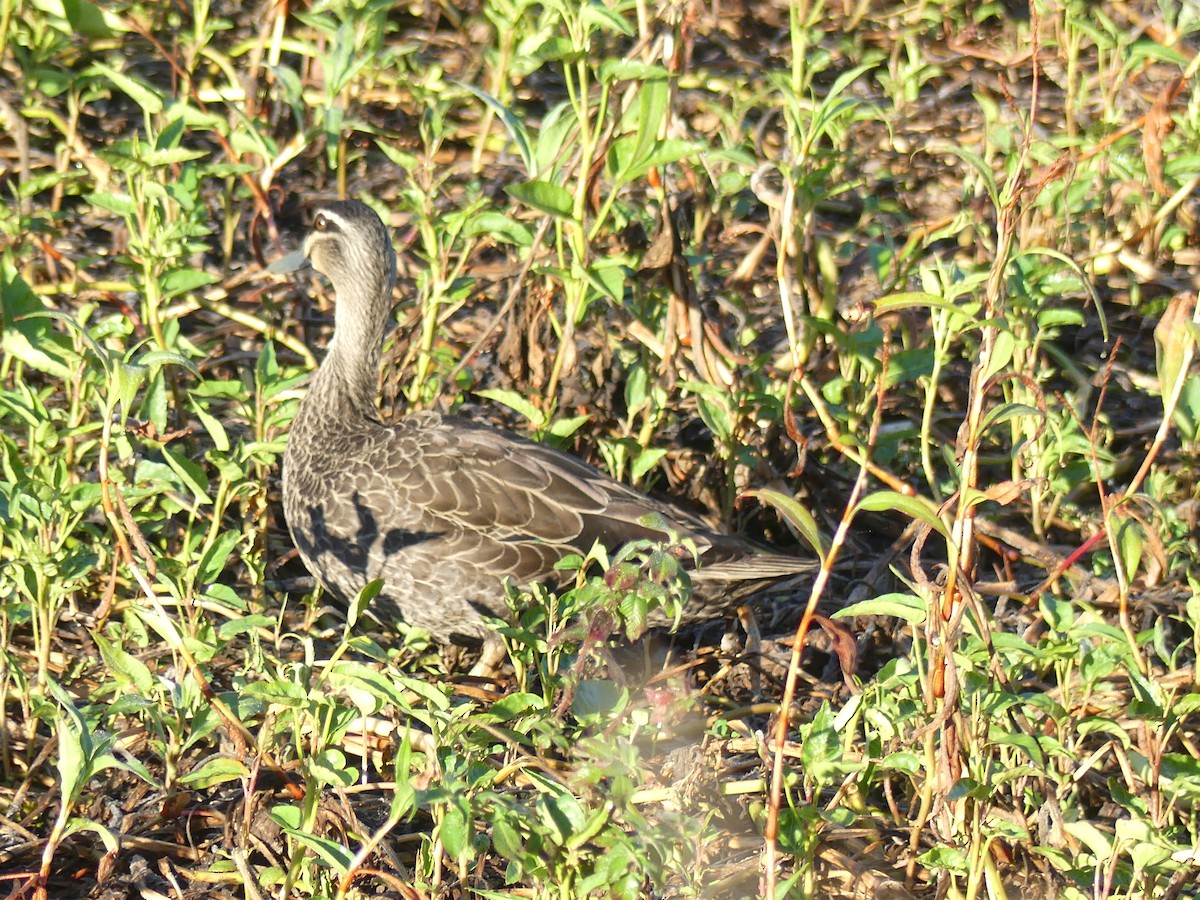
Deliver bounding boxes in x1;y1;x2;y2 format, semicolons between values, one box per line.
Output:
854;491;950;541
630;447;666;481
87;191;137;217
982;329;1015;382
572;680;625;722
991;731;1046;768
598;59;668;83
140;146;209;168
980;402;1044;433
439;799;472;862
581;2;633;36
634;137;700;174
328;659;414;714
491;814;523;860
475;388;546;429
1114;515;1144;582
93;632;156;695
618;590;648;640
871;291;971;317
506;180;575;219
832;592;927;624
741;488;827;562
136;349;200;377
62;818;120;854
628;78;668;170
579;260;626;303
347;578;383;629
459;83;536;175
533;101;578;176
461;211;534;247
89;62;165;115
540;791;586;845
161;445;211;503
2;262;78;378
216;615;275;639
546;413;589;441
178;756;249;789
527;34;575;63
190;398;230;452
488;692;547;721
161;268;219;299
271;809;355;874
309;748;356;787
50;688;89;805
198;530;242;583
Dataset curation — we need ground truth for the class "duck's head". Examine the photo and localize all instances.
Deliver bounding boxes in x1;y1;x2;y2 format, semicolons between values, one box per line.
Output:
271;199;396;302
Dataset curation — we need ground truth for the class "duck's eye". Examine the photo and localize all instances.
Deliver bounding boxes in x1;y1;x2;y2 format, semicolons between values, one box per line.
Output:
314;213;329;232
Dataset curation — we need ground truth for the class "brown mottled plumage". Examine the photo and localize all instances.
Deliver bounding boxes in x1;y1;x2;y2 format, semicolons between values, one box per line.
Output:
279;199;814;647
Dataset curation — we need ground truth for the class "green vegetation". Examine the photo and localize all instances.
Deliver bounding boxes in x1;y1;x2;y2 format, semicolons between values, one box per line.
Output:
1;0;1199;897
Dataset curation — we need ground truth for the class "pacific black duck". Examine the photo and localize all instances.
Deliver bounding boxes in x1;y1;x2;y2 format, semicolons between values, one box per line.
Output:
276;199;814;661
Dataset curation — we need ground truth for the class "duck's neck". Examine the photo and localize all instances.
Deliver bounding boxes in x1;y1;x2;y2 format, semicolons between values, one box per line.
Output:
307;272;391;421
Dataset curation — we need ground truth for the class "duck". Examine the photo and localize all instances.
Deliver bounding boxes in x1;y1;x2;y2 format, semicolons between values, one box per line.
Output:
275;198;814;667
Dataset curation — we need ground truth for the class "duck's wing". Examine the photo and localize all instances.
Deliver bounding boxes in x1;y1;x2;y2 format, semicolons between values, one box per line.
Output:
373;412;718;553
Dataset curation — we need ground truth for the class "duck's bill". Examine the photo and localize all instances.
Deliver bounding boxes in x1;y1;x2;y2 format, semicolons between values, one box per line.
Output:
268;248;309;274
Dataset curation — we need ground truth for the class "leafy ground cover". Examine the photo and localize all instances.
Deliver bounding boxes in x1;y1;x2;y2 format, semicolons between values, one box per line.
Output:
1;0;1199;897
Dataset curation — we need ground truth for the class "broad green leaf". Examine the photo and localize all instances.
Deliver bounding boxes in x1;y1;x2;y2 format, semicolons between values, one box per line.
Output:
491;814;523;860
741;488;827;562
162;445;212;503
198;530;242;583
328;659;413;714
347;578;383;629
190;398;230;452
439;799;472;862
272;812;355;874
547;412;589;440
462;211;533;247
581;2;633;35
475;388;546;428
93;632;156;695
539;791;586;845
62;819;120;854
599;60;668;83
982;329;1015;382
308;748;356;788
89;62;165;115
506;180;575;219
489;692;547;721
459;83;536;175
854;490;950;541
161;268;219;299
87;191;138;217
32;0;122;35
631;447;667;481
216;615;275;639
178;756;249;789
2;264;80;378
832;592;927;624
